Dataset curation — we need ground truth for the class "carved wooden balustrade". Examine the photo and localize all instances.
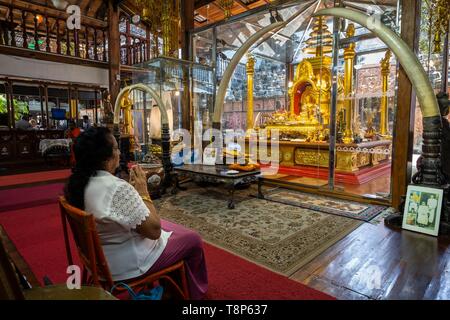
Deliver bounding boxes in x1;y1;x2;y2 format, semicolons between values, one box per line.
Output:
0;4;156;67
0;4;108;63
119;14;153;66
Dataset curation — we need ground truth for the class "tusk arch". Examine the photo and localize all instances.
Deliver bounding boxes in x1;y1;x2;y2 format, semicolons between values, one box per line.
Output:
313;7;440;120
113;83;169;125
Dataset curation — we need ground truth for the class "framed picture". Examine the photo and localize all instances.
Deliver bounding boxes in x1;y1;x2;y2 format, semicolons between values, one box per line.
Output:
203;147;217;166
402;185;443;237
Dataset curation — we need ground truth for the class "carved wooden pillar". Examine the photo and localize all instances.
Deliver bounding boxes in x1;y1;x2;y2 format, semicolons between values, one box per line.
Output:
74;28;80;57
22;11;27;49
108;0;121;108
93;28;98;60
10;8;16;47
56;20;61;54
391;0;421;209
66;26;71;55
181;0;194;61
181;0;195;131
126;16;131;65
33;14;39;51
45;15;50;52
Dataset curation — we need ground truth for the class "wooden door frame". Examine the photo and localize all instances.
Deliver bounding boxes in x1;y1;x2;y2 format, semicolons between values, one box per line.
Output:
391;0;422;210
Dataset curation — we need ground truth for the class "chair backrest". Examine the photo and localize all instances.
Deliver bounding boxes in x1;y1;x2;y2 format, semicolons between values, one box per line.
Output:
0;234;25;300
58;196;115;289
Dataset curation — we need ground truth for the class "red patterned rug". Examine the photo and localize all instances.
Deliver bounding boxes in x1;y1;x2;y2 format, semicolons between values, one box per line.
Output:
0;202;333;300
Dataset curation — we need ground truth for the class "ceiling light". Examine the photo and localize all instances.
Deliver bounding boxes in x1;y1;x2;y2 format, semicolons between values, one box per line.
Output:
51;0;68;10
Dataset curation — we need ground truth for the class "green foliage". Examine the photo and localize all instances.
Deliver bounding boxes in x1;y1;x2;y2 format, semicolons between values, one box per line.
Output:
0;95;6;114
0;94;29;121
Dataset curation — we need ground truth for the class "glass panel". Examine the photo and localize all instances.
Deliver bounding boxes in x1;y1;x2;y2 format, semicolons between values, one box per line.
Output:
132;57;214;149
190;0;402;198
10;83;36;129
0;83;8;128
412;0;449;177
329;1;400;200
193;29;213;66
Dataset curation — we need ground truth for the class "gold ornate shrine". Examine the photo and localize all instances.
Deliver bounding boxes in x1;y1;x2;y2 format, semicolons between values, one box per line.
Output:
260;17;344;142
250;17;392;180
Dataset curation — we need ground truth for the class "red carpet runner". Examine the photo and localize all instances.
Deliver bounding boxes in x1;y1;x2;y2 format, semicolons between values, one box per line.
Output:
0;169;71;188
0;183;65;212
0;201;333;300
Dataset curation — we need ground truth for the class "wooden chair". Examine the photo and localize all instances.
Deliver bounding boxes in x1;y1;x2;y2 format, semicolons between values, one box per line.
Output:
0;225;116;300
58;196;189;299
0;235;25;300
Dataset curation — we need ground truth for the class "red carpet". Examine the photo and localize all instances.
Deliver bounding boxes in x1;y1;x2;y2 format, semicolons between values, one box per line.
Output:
0;203;334;300
0;169;71;188
0;183;64;212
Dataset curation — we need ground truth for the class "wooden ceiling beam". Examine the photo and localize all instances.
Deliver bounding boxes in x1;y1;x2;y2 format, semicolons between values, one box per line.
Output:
195;0;216;10
235;0;250;10
78;0;91;16
86;0;104;20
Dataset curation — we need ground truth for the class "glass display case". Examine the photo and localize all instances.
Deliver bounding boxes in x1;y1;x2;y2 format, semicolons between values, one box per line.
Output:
191;0;406;202
412;0;450;178
129;57;215;146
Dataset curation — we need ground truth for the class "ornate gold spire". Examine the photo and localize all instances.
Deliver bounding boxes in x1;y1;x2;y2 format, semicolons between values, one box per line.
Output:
342;23;356;144
303;17;333;57
380;50;392;137
246;53;256;132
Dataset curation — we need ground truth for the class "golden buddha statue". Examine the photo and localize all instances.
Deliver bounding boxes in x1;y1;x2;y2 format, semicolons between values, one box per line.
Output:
261;17;343;140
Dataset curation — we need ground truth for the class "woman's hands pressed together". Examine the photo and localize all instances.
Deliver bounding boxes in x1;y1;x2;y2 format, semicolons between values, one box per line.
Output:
129;165;150;197
129;164;161;240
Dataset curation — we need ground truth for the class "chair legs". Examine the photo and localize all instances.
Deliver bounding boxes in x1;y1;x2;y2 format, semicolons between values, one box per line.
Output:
109;261;190;300
178;262;190;299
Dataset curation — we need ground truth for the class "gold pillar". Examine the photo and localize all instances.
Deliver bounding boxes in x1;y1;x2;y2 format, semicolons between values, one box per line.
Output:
161;1;180;58
162;3;170;57
70;99;77;120
121;89;133;135
246;54;256;131
342;23;355;144
380;50;392;136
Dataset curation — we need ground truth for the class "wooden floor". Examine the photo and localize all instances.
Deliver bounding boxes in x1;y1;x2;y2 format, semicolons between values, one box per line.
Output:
274;173;392;199
291;220;450;300
2;171;448;300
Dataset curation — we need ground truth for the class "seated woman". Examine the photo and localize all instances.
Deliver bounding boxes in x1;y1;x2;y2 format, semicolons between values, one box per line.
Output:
64;127;208;299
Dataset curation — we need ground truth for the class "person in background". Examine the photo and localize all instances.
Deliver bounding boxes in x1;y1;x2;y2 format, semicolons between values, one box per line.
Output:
82;115;91;131
65;120;81;167
0;113;9;130
29;119;39;130
15;114;32;130
64;127;208;299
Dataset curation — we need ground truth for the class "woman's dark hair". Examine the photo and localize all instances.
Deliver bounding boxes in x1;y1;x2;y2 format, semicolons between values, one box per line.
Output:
64;127;115;209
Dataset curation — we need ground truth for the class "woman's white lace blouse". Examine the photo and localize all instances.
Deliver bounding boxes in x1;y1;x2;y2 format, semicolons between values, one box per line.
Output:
84;170;171;281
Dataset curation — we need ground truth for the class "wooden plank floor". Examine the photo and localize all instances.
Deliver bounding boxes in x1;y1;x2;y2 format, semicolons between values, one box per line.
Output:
290;220;450;300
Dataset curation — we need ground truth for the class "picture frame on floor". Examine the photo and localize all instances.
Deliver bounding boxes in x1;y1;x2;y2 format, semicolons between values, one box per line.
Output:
402;185;443;237
203;147;217;166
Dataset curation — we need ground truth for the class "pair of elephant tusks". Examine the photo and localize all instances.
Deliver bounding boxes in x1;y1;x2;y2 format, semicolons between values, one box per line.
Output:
313;7;440;120
113;83;169;125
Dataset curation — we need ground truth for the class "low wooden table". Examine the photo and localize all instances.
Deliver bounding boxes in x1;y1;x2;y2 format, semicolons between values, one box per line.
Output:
173;164;260;209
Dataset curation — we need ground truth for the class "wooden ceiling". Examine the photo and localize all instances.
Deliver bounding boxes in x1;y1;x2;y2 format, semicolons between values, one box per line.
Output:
194;0;269;27
193;0;399;28
0;0;108;23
